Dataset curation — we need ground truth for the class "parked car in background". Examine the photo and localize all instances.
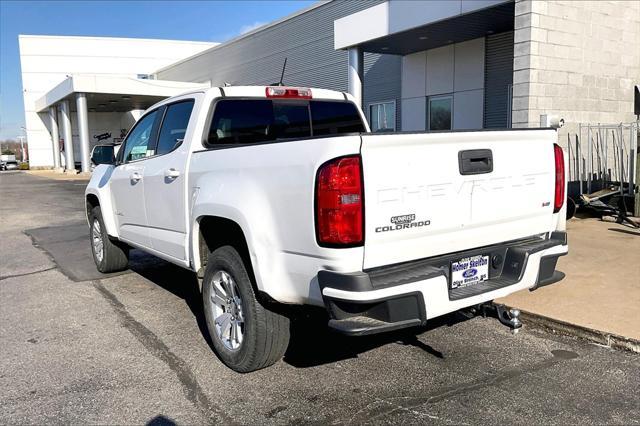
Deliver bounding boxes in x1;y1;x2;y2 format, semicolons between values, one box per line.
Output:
85;86;569;372
1;160;19;171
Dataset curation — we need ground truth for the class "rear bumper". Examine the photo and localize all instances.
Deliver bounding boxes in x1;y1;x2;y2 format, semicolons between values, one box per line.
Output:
318;233;568;336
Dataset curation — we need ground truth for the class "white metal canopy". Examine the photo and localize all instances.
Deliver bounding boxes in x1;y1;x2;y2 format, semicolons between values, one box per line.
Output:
38;74;209;173
35;74;209;113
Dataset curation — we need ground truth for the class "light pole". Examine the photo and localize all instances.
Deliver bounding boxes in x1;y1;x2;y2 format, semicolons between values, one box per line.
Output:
19;126;27;162
17;136;25;162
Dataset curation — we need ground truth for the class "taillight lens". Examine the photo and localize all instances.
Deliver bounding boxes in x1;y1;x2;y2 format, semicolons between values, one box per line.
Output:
265;86;312;99
553;143;565;213
316;155;364;246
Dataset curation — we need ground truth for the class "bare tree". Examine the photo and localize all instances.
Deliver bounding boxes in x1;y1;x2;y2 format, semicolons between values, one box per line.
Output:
0;139;28;161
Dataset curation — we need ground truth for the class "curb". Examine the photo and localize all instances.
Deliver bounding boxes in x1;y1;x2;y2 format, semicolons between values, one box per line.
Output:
504;307;640;354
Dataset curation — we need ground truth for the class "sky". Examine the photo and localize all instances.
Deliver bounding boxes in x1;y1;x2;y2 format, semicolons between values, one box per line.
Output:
0;0;315;140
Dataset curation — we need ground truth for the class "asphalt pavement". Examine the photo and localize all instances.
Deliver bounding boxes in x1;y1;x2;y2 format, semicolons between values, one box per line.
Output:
1;171;638;425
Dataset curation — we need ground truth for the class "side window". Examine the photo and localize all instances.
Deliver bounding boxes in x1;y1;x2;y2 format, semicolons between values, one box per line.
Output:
121;110;159;163
156;100;195;155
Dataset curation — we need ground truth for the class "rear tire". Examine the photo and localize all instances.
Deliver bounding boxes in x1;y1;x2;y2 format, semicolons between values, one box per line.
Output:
203;246;290;373
89;205;129;273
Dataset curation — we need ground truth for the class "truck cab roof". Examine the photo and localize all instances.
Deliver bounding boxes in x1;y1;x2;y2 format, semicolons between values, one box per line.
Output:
154;85;353;105
216;85;351;102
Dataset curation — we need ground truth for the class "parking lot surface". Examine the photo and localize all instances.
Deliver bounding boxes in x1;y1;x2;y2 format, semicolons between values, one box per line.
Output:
1;171;639;424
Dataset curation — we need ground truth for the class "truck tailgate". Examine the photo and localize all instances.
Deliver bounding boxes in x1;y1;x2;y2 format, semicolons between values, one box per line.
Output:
360;129;557;269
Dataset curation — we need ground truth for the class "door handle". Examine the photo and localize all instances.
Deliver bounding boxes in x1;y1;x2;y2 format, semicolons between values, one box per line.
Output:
164;168;180;179
130;172;142;182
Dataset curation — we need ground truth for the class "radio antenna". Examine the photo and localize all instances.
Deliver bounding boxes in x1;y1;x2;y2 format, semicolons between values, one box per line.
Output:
277;57;287;86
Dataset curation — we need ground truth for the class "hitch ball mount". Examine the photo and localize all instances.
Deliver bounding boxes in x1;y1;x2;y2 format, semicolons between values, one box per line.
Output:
471;303;523;334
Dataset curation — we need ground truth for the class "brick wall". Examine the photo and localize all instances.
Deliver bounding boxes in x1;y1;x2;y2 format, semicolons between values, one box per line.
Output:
512;0;640;142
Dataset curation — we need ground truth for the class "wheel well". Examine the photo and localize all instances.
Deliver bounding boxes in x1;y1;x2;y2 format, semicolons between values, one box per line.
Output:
198;216;256;285
86;194;99;217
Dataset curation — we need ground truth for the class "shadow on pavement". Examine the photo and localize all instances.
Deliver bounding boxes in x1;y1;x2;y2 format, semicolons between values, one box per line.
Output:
146;415;177;426
607;227;640;236
283;311;469;368
25;220;469;368
127;256;461;368
25;221;164;282
126;254;216;352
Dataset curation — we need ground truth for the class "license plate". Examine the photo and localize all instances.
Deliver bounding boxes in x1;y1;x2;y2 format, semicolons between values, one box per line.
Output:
450;255;489;289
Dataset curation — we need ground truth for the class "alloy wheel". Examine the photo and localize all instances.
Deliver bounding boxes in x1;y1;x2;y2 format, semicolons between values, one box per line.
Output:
209;270;245;350
92;219;104;263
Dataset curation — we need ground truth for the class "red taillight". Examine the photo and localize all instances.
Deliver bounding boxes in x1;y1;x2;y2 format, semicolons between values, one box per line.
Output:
553;143;565;213
265;86;312;99
316;156;364;246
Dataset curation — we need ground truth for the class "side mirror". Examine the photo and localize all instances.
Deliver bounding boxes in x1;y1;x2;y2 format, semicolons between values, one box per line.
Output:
90;145;116;166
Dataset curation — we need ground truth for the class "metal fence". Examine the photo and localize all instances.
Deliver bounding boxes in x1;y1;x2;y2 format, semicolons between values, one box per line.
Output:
567;122;638;197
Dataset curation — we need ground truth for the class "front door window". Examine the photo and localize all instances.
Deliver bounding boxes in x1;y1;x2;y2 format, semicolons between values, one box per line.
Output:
121;110;158;162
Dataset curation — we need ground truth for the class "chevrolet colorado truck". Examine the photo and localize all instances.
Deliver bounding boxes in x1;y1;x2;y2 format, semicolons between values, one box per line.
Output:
85;86;568;372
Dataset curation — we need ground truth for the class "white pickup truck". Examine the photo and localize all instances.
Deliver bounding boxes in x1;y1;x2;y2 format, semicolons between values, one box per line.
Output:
86;86;568;372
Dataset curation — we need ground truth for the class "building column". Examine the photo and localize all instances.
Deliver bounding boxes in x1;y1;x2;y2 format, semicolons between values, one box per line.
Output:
48;106;61;169
76;93;91;173
347;46;364;107
59;99;75;172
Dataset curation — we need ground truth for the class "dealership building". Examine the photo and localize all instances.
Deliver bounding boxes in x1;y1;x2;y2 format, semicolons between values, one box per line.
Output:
19;0;640;172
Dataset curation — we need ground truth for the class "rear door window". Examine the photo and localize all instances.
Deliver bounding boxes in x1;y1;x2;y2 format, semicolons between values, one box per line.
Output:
207;99;364;146
156;100;195;155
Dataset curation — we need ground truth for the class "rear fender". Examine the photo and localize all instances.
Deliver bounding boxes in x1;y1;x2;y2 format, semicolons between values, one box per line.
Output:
190;186;272;293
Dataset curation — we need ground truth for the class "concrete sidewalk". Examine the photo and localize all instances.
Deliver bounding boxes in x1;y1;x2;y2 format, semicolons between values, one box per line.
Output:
26;169;89;181
498;217;640;343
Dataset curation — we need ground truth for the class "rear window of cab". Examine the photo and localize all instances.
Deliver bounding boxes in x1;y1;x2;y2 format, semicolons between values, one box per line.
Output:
206;99;365;146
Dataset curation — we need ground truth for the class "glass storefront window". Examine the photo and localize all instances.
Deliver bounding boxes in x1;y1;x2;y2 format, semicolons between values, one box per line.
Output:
428;96;452;131
369;101;396;132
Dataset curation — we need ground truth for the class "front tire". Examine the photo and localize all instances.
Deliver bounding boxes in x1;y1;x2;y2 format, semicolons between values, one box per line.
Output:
89;205;129;273
203;246;290;372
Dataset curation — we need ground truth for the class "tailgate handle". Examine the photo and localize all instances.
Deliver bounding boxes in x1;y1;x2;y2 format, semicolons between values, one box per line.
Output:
458;149;493;175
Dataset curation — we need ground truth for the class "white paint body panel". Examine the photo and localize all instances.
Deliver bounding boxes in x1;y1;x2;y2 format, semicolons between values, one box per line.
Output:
360;129;559;269
87;87;565;314
109;162;149;246
85;165;119;236
142;93;205;261
189;134;365;305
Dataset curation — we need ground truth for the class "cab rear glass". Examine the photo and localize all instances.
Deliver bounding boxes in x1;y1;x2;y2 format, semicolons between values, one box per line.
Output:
206;99;365;146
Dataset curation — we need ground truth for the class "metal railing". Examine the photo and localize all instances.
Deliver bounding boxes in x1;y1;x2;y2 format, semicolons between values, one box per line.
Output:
567;122;638;197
